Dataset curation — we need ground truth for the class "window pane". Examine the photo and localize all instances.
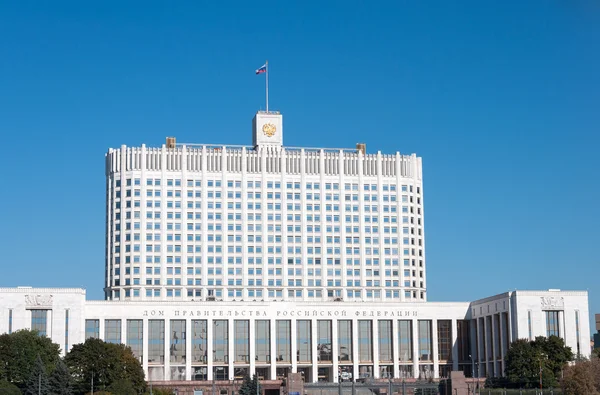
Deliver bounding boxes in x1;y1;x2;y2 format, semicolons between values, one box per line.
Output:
398;320;413;362
358;321;373;362
378;320;392;362
192;320;208;364
276;320;291;363
85;319;100;339
105;319;121;344
317;320;332;362
418;320;432;361
31;310;48;337
149;320;165;364
338;320;352;362
213;320;228;363
234;320;249;363
437;320;451;361
255;320;270;364
170;320;186;364
297;320;311;363
127;320;143;362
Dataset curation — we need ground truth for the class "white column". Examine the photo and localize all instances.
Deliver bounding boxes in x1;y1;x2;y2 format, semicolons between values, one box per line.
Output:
291;319;298;374
432;319;439;379
143;319;149;379
392;319;399;379
185;318;192;380
164;320;171;380
207;318;213;380
250;319;256;376
332;319;339;382
372;319;379;378
228;318;234;380
451;319;459;371
412;319;419;379
352;318;359;382
311;318;318;383
269;319;276;380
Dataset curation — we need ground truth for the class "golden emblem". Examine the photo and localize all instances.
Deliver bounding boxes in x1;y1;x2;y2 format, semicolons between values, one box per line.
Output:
262;123;276;137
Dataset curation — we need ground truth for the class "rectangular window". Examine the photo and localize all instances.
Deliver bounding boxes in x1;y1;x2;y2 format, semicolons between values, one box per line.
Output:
358;320;373;362
297;320;312;363
456;320;471;363
127;320;143;362
148;320;165;364
170;320;186;364
213;320;229;364
192;320;208;364
256;320;271;364
418;320;432;361
437;320;452;361
276;320;291;363
9;309;13;334
378;320;393;362
545;311;560;337
85;319;100;339
234;320;250;363
527;310;533;340
105;319;121;344
338;320;352;362
317;320;332;362
64;309;69;352
31;310;48;336
398;320;413;362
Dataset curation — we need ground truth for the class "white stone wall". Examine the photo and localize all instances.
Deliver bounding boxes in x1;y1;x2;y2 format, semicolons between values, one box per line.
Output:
0;288;87;356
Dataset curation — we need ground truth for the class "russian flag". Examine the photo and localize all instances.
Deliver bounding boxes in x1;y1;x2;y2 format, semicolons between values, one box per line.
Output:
255;64;267;75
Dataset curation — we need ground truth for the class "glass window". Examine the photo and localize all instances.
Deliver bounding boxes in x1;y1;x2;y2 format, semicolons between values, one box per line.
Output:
192;320;208;364
358;321;373;362
378;320;393;362
338;320;352;362
456;320;471;363
149;320;165;364
437;320;452;361
85;319;100;339
545;311;560;337
127;320;143;362
276;320;291;363
398;320;413;362
105;319;121;344
234;320;250;363
31;310;48;336
170;320;186;364
418;320;432;361
213;320;229;364
317;320;332;362
297;320;312;363
256;320;271;364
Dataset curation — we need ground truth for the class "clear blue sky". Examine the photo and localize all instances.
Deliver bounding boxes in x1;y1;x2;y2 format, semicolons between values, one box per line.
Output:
1;2;598;332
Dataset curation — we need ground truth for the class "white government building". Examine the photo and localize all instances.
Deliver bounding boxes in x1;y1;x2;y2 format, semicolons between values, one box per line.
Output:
0;111;591;384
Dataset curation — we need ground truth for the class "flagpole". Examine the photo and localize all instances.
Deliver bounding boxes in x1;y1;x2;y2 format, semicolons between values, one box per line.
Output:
265;60;269;113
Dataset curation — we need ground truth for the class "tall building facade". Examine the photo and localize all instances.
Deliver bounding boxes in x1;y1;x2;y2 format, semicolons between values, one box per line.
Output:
0;110;591;388
105;112;426;302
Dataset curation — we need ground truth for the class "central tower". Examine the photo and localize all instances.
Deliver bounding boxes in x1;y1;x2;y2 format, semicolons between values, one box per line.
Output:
252;111;283;148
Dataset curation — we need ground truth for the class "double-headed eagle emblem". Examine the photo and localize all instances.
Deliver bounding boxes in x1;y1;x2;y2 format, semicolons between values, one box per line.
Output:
262;123;276;137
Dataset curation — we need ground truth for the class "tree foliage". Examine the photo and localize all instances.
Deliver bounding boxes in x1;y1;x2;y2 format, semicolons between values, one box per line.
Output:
23;355;50;395
0;329;60;387
500;336;574;389
239;374;262;395
64;338;146;395
0;379;22;394
49;359;73;395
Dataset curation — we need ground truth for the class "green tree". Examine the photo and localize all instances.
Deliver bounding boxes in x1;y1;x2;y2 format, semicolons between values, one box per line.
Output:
0;379;22;394
64;338;146;395
49;359;73;395
0;329;60;387
239;374;262;395
107;378;136;395
502;335;574;389
23;355;50;395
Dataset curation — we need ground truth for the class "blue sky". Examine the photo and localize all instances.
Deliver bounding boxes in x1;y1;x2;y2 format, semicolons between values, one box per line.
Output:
0;2;598;331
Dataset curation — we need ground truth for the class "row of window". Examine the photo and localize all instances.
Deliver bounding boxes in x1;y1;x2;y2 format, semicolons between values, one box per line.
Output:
87;318;459;366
